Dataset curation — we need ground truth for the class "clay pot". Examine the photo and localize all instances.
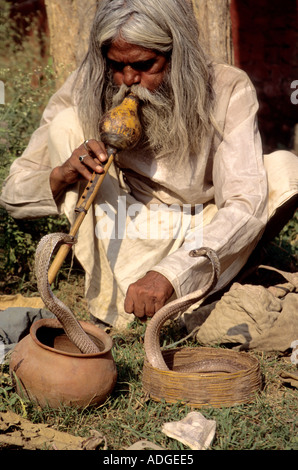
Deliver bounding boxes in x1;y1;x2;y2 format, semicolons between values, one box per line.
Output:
9;318;117;408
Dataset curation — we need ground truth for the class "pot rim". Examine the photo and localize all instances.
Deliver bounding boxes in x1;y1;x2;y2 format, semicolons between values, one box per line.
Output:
30;318;113;358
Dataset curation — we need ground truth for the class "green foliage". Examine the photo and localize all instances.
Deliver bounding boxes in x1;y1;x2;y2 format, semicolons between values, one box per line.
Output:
0;0;56;186
277;211;298;254
262;210;298;273
0;65;56;182
0;0;69;289
0;207;69;288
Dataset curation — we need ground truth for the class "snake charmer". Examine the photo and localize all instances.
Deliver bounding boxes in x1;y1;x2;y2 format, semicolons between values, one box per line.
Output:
1;0;297;330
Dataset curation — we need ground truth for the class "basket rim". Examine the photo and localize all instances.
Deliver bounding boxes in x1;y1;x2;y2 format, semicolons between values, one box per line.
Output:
144;346;260;378
142;347;262;407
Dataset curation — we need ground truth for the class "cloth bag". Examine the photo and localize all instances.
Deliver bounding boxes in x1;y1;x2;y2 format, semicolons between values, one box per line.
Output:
183;266;298;352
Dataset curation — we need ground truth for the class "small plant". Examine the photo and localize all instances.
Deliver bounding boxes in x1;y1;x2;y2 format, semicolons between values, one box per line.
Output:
0;208;70;289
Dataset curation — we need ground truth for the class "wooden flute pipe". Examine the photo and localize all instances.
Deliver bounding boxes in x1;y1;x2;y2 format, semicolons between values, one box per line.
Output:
47;92;142;285
47;150;115;285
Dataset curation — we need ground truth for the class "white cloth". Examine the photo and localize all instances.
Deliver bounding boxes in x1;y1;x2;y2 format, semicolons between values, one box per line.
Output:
1;63;297;327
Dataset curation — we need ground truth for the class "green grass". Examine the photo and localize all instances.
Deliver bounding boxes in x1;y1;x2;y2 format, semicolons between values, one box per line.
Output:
1;315;297;450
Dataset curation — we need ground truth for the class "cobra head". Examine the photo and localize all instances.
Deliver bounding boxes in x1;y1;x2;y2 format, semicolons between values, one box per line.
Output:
99;93;142;152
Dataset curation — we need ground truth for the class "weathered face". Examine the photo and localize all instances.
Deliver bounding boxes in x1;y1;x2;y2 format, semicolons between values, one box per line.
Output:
106;38;169;92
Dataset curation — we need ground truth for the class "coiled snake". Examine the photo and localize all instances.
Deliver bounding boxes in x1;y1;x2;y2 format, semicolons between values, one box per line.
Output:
144;247;220;372
35;233;100;354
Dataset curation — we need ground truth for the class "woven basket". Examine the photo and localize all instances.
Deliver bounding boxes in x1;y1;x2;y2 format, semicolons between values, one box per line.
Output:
142;347;262;408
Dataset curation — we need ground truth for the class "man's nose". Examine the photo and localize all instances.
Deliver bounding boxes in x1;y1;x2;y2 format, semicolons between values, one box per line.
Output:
123;65;141;87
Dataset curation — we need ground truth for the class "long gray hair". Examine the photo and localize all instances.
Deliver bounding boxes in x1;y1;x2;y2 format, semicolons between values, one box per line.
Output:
74;0;215;160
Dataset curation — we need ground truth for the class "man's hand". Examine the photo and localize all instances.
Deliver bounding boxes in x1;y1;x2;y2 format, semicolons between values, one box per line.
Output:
124;271;174;321
50;139;108;198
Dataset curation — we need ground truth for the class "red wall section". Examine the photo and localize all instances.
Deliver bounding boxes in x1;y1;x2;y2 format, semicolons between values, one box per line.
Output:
230;0;298;153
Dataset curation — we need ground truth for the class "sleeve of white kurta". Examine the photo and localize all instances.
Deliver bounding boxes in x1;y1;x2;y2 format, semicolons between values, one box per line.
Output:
0;73;76;219
151;72;268;297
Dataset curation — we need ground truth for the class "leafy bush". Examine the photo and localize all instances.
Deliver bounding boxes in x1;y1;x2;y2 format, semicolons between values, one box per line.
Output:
0;64;56;180
0;1;69;290
0;208;69;289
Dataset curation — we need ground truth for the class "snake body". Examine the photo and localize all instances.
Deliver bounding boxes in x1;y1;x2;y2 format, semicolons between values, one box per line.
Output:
35;233;100;354
144;247;220;372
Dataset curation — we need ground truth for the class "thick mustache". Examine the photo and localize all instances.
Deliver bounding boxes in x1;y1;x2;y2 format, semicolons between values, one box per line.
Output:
112;83;166;108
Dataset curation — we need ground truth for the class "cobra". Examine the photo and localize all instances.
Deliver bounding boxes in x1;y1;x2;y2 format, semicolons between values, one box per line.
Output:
144;247;220;371
35;233;100;354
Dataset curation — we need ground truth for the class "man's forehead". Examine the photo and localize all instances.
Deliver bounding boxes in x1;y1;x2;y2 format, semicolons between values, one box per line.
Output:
107;38;160;62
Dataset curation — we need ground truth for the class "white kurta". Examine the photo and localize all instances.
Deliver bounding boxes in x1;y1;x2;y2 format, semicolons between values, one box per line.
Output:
1;63;297;328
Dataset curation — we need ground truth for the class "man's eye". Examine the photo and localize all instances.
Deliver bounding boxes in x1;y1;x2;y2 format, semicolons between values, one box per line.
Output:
107;59;156;72
132;59;155;72
107;60;125;71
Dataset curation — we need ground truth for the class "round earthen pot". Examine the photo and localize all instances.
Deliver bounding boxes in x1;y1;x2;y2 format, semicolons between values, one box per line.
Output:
9;318;117;408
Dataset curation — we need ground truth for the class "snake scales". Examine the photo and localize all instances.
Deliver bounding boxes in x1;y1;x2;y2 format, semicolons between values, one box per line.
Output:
35;233;100;354
144;247;221;372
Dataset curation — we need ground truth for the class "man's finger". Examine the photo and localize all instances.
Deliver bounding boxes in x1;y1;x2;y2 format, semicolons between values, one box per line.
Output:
124;294;134;314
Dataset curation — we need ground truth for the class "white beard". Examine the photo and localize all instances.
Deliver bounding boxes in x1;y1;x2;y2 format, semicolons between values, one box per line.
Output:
105;75;180;160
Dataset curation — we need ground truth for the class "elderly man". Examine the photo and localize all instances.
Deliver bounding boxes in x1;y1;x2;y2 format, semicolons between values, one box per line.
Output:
1;0;297;328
